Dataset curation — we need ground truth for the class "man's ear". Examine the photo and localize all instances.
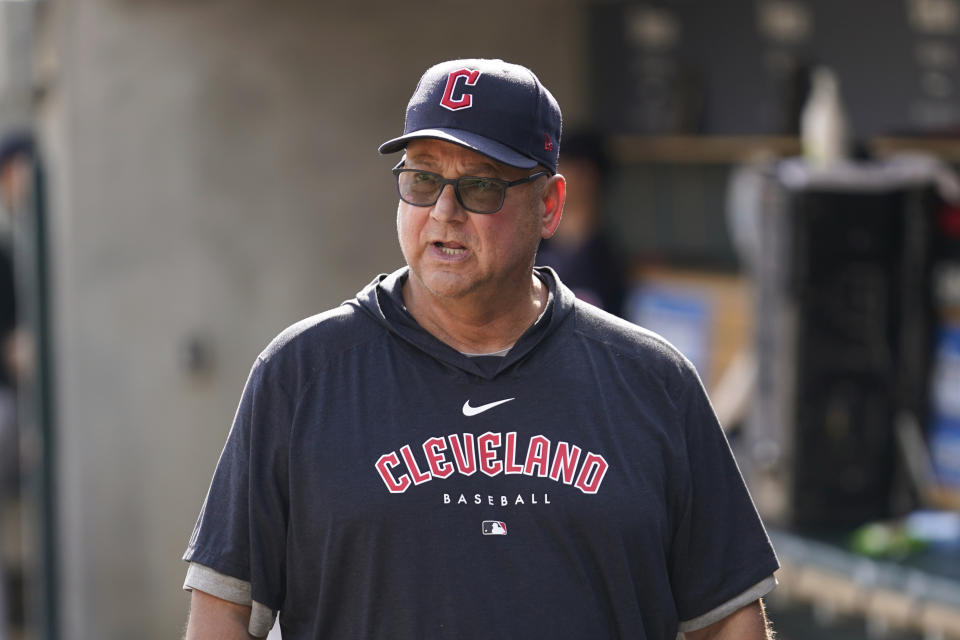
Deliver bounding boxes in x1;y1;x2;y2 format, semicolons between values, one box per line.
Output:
540;173;565;239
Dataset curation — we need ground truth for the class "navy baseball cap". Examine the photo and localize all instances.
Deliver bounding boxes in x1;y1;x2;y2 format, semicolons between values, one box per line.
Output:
378;58;562;174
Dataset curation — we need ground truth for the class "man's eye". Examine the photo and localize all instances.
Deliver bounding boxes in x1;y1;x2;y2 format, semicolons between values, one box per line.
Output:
413;172;438;184
462;178;498;192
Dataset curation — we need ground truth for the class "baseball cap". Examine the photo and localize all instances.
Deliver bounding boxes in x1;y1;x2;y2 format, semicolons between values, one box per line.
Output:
378;58;562;174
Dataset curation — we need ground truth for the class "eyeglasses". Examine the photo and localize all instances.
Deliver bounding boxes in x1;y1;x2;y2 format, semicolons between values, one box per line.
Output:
392;161;548;214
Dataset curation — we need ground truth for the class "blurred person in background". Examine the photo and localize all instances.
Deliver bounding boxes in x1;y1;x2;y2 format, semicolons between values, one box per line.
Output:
181;58;778;640
0;131;32;640
536;129;627;317
0;132;30;487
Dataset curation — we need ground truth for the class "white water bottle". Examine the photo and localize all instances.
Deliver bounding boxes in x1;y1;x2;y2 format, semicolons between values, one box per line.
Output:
800;66;848;166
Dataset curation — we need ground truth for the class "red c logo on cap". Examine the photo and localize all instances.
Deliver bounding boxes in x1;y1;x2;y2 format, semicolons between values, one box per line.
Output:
440;69;481;111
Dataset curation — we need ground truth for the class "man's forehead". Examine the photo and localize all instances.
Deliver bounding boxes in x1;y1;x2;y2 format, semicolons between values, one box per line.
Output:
404;139;510;174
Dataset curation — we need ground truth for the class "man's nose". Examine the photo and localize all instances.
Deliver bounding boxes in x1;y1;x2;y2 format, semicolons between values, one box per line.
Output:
431;183;467;222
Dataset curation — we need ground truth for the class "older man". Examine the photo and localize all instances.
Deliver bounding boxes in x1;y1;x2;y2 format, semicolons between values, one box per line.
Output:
182;58;779;640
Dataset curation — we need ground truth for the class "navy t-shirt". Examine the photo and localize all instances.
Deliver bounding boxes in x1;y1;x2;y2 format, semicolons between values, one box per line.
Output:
184;267;778;639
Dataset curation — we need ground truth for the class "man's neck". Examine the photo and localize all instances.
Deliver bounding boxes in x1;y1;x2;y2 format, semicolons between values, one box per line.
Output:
402;273;548;355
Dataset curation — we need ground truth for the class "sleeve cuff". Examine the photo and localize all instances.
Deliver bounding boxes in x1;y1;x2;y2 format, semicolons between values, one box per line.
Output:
183;562;278;638
677;574;778;633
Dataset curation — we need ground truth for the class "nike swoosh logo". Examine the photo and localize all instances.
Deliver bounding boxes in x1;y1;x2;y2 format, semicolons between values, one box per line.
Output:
462;397;515;417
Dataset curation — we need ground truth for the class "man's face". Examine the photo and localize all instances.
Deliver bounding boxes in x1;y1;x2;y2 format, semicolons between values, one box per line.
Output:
397;139;558;304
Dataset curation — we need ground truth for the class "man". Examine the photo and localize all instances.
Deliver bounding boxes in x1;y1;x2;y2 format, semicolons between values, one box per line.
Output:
0;132;31;640
183;58;779;639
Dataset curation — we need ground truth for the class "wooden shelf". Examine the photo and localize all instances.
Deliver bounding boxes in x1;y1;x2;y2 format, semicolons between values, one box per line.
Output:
610;135;800;164
609;135;960;164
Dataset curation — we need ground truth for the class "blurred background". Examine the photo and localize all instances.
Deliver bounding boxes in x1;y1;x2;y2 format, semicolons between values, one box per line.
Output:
0;0;958;638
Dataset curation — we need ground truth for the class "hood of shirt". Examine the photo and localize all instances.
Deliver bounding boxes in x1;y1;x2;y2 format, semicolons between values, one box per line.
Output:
352;266;577;381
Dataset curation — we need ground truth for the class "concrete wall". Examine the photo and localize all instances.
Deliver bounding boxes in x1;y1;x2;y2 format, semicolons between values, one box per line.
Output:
0;3;35;134
36;1;587;637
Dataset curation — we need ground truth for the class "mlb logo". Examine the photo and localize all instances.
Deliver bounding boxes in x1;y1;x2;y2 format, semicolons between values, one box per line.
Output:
482;520;507;536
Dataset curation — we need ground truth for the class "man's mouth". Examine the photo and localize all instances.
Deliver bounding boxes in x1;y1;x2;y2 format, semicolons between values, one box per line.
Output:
434;241;467;256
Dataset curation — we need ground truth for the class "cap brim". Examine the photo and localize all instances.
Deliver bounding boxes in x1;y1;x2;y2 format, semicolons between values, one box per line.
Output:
378;128;537;170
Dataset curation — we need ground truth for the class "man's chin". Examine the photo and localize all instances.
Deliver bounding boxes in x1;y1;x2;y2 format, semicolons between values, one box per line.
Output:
410;268;478;301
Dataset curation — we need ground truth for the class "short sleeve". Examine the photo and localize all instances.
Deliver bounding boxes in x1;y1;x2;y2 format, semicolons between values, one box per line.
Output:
182;356;292;613
668;373;779;624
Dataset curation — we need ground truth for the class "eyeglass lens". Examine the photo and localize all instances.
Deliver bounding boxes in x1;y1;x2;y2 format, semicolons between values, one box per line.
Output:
397;171;504;214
